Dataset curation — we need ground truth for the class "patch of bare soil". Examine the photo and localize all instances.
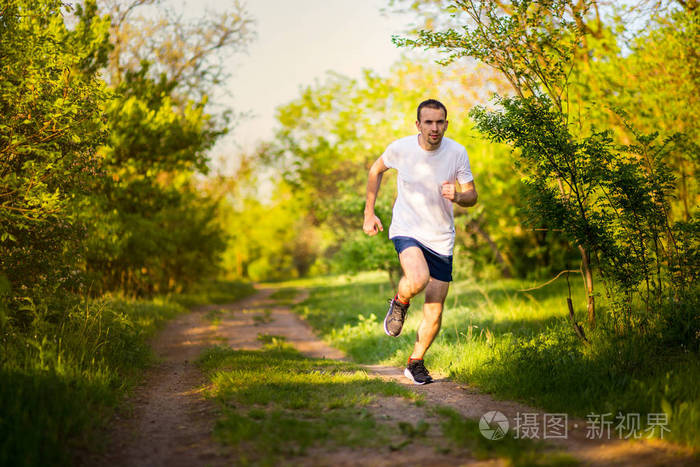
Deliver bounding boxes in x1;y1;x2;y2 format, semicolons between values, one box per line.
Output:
96;287;697;466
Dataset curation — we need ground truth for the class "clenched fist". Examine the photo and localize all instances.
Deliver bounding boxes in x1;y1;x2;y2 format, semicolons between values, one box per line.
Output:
363;213;383;236
441;181;456;202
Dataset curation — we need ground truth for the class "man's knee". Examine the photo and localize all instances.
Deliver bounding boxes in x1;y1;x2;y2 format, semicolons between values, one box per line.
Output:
405;272;430;295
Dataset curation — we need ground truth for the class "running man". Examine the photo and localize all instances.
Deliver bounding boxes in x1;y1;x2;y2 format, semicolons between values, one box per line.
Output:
362;99;477;385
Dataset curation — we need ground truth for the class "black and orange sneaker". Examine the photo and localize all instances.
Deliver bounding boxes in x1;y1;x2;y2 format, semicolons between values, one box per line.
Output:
404;358;433;385
383;295;409;337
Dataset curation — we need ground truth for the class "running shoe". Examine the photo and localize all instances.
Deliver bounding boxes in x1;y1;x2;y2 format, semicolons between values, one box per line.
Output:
383;296;409;337
404;358;433;385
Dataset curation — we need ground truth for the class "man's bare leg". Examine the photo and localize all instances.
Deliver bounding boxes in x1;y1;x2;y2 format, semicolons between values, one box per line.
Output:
396;247;430;303
384;247;431;337
410;278;449;360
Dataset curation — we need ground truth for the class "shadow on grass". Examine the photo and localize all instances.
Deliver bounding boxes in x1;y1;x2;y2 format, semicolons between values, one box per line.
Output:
0;368;117;467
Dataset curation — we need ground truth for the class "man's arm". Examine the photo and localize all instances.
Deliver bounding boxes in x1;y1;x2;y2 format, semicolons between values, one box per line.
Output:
363;156;390;236
441;180;478;207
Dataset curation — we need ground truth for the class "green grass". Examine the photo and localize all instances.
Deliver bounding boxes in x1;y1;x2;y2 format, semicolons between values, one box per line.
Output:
0;280;255;466
196;343;421;464
289;272;700;450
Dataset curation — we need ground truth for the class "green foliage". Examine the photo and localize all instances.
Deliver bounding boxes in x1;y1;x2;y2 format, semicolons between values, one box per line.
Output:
470;94;698;328
0;0;110;311
0;1;254;463
218;181;315;281
568;5;699;220
334;232;400;283
2;0;234;303
332;197;401;283
82;64;227;295
84;178;226;295
103;65;217;174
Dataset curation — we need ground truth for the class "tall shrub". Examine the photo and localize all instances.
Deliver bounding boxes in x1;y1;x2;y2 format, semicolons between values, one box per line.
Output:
0;0;110;319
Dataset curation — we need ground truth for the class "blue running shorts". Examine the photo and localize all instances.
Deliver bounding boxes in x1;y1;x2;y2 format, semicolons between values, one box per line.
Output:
391;236;453;282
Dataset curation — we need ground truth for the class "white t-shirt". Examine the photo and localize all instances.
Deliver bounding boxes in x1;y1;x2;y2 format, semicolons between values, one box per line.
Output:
381;135;473;256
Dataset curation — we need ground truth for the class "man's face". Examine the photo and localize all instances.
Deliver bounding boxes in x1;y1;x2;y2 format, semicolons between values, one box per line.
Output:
416;106;448;149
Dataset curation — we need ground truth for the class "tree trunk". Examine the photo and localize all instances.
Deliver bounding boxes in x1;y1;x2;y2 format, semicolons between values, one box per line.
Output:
577;244;595;327
556;177;595;327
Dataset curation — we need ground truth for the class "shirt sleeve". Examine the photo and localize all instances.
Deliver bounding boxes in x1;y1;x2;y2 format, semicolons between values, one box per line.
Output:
456;149;474;184
380;142;397;169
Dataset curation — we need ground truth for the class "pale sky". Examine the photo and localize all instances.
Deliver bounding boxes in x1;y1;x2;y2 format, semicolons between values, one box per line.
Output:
175;0;416;171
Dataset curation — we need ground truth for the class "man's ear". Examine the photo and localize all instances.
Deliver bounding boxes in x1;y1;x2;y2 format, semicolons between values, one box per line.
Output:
415;120;420;130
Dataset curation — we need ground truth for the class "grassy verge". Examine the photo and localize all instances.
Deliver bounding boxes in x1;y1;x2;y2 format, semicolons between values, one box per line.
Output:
0;280;254;466
197;340;574;466
291;272;700;449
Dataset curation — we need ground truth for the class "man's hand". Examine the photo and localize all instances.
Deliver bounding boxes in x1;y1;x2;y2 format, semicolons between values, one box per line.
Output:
443;180;478;206
441;181;456;201
363;213;384;236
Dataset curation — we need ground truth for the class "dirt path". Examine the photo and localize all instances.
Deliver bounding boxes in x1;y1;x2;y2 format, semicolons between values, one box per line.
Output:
98;287;696;466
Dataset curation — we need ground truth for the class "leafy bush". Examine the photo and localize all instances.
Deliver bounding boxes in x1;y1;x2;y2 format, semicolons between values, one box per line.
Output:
0;0;110;314
471;95;699;333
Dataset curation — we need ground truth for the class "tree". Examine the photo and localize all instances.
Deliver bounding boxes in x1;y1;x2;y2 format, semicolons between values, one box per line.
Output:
101;0;254;102
566;3;699;221
83;64;227;294
77;0;255;295
0;0;110;316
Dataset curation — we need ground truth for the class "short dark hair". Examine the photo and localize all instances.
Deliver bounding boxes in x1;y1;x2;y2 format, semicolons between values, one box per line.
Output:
417;99;447;122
